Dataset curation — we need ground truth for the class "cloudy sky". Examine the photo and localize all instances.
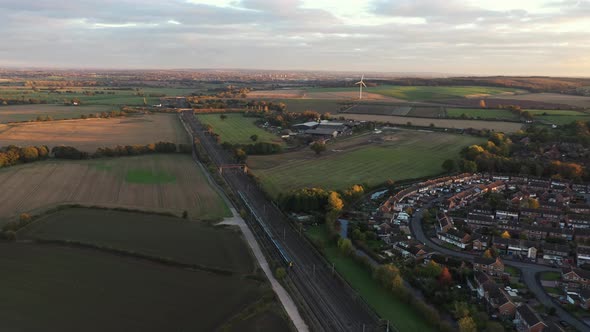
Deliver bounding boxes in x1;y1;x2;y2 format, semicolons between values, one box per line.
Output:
1;0;589;76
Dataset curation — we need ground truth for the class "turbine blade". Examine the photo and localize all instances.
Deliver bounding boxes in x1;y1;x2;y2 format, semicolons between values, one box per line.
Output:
362;82;367;87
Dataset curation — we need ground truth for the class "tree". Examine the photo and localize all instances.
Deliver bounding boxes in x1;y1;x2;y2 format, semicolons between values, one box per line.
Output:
327;191;344;211
501;230;511;239
460;159;478;173
458;316;477;332
275;267;287;279
234;148;247;163
337;238;354;256
442;159;456;173
483;249;494;258
220;114;227;120
439;267;453;286
19;213;31;223
20;146;39;162
310;141;326;155
479;100;487;108
250;134;258;142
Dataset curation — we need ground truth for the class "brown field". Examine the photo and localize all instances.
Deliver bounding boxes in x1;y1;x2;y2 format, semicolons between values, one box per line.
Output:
339;113;522;132
0;113;189;152
0;104;114;123
490;93;590;109
247;89;305;98
305;91;404;101
0;154;230;223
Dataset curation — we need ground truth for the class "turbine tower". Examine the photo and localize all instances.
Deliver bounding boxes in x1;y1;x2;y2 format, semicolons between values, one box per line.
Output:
355;75;367;100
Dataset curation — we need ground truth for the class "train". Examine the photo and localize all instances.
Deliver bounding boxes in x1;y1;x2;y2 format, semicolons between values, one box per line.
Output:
238;191;293;267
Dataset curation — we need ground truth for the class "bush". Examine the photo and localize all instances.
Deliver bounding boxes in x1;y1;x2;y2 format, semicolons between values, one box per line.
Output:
275;267;287;280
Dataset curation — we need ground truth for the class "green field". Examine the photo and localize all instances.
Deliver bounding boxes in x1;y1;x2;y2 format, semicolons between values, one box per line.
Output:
527;109;590;125
0;241;287;332
0;104;115;123
196;113;283;145
446;108;519;120
540;271;562;281
249;131;485;196
307;225;432;332
307;85;522;101
0;86;199;106
283;99;344;113
22;208;254;273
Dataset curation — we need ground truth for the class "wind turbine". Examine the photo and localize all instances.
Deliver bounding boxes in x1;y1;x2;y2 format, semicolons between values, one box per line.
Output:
355;75;367;100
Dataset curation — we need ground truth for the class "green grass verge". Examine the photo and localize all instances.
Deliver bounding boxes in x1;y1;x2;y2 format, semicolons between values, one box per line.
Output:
306;225;433;332
196;113;283;145
540;271;561;281
125;169;176;184
505;266;520;277
544;287;563;295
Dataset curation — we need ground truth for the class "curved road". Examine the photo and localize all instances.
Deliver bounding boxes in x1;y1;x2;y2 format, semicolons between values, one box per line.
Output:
410;200;590;332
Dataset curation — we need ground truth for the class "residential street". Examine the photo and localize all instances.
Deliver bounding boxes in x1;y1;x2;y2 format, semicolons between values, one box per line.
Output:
410;201;590;332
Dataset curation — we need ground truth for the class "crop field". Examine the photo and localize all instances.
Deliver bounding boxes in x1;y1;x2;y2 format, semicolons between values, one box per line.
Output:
247;89;305;98
0;104;114;123
342;104;412;116
491;92;590;108
406;106;446;118
306;85;523;101
0;113;188;152
248;130;486;196
306;226;432;332
22;208;253;273
0;241;288;332
0;154;230;222
0;86;200;106
338;113;523;132
446;108;519;120
196;113;283;145
282;98;346;113
525;109;590;125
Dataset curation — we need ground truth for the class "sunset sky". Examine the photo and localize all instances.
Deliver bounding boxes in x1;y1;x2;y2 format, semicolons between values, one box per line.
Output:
1;0;589;76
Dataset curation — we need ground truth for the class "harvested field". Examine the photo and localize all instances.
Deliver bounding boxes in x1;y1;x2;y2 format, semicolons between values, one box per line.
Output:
0;104;113;123
0;242;288;332
491;93;590;109
338;113;522;132
248;89;305;98
342;104;412;116
305;90;403;101
446;108;519;120
196;113;283;145
22;208;254;273
248;130;485;196
406;106;445;118
283;98;346;113
0;113;188;152
0;154;231;222
443;97;576;110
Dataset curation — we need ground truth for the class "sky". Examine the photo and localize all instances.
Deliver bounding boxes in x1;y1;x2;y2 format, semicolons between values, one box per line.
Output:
0;0;589;76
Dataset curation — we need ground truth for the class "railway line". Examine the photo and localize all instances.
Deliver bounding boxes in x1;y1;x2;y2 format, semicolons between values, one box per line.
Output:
180;111;380;332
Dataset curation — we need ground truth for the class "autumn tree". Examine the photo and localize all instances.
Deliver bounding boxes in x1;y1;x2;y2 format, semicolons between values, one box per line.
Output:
326;191;344;211
439;267;453;286
458;316;477;332
501;230;511;239
310;141;326;155
479;100;487;108
234;148;247;163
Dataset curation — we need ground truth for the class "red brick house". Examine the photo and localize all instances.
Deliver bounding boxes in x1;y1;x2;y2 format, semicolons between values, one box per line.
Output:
473;256;504;276
514;304;546;332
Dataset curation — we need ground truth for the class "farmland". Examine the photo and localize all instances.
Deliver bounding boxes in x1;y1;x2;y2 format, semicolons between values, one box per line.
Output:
0;154;230;222
0;113;189;152
446;108;519;120
0;241;288;332
338;113;523;132
491;92;590;108
248;130;486;196
0;86;200;106
0;104;113;123
196;113;283;145
306;85;523;101
22;208;253;273
526;109;590;125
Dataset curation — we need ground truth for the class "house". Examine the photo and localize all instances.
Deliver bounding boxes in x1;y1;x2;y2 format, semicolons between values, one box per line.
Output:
562;267;590;290
568;214;590;228
570;203;590;215
493;238;539;258
575;228;590;243
473;256;504;276
436;212;453;233
521;225;549;241
437;228;471;249
541;243;570;261
580;288;590;309
305;127;338;139
576;246;590;267
292;121;319;132
547;227;574;241
514;304;547;332
496;209;519;220
471;272;516;317
466;213;495;229
472;233;490;251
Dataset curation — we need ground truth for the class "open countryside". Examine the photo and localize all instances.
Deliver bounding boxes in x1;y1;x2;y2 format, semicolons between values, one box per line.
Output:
0;104;114;123
0;154;230;222
197;113;284;145
0;113;188;152
248;130;486;196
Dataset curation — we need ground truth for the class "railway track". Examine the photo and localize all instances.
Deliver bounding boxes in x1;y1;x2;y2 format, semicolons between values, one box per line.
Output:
180;111;381;332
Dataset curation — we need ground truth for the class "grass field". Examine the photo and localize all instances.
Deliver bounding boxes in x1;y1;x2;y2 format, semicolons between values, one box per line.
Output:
491;92;590;108
338;113;523;132
526;109;590;125
446;108;519;120
307;225;432;332
0;241;288;332
0;104;114;123
22;208;253;273
540;271;562;281
0;86;200;106
0;113;189;152
306;85;522;101
248;130;485;196
196;113;283;145
0;154;231;222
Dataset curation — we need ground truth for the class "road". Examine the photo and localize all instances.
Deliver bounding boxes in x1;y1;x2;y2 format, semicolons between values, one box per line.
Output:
180;111;380;332
410;200;590;332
